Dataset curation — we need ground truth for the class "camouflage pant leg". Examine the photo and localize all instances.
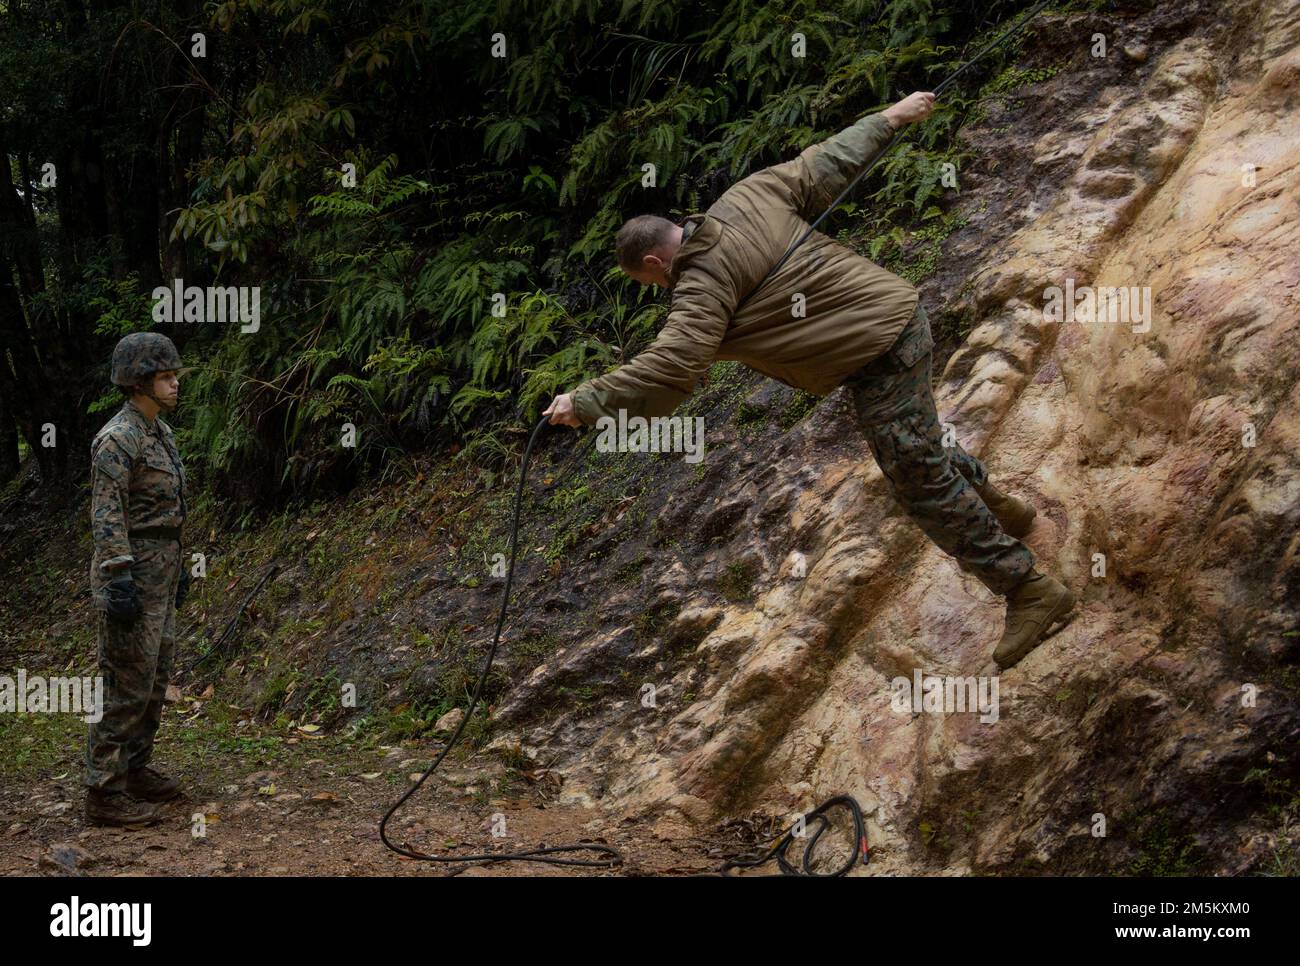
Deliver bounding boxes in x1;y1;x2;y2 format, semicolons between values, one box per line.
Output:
86;539;181;790
129;593;176;772
846;304;1035;596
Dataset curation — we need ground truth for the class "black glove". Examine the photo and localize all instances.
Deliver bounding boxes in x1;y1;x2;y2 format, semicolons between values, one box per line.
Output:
103;575;143;624
176;568;192;610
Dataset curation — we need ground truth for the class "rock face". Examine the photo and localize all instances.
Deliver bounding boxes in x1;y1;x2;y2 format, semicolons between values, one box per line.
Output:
492;0;1300;873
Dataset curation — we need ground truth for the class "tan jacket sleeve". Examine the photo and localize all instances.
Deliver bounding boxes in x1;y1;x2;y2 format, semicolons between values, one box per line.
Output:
760;112;897;223
570;266;737;425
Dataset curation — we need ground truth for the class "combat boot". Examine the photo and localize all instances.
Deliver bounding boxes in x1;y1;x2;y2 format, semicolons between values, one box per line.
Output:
85;788;164;827
975;480;1037;539
993;570;1077;668
127;765;183;802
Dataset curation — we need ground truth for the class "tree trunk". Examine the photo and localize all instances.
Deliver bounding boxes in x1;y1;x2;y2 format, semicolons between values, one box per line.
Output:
0;397;19;485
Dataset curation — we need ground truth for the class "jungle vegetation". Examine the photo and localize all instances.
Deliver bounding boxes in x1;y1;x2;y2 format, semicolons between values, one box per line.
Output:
0;0;1086;504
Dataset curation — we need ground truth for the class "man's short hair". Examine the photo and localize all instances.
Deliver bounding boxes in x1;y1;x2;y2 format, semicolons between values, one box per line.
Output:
616;214;677;270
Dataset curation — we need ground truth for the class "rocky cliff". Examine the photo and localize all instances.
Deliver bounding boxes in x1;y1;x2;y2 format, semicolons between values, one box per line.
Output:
485;0;1300;874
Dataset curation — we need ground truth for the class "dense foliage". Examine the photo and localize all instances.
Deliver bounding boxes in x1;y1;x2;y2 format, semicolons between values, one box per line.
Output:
0;0;1076;503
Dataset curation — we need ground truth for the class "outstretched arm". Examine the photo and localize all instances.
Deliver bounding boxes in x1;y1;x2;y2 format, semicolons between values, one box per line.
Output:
763;91;936;223
547;265;737;427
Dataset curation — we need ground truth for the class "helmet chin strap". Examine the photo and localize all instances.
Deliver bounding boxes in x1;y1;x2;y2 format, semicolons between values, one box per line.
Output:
136;376;171;413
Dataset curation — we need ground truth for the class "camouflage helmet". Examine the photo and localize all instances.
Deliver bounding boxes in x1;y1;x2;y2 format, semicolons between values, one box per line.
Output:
111;332;184;387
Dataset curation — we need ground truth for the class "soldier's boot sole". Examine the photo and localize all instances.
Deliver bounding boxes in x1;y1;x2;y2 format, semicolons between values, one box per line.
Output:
85;796;164;829
993;574;1077;669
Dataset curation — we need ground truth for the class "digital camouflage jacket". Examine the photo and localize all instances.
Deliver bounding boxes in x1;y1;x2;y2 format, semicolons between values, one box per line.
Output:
88;400;187;578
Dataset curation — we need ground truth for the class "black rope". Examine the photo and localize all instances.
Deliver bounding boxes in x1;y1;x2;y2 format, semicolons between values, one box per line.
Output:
380;416;621;868
716;795;870;877
380;0;1052;873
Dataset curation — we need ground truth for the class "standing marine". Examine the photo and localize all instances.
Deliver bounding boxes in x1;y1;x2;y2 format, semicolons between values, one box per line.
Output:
85;332;190;827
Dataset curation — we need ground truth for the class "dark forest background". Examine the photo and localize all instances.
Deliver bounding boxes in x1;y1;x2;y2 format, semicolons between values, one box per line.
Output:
0;0;1075;509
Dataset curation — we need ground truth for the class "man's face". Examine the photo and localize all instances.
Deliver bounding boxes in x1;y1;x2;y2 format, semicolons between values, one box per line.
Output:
149;370;180;410
622;240;680;289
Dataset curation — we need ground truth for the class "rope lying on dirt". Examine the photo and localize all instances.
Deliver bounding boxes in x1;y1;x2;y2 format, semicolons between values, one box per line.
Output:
380;415;621;868
714;795;870;877
380;0;1052;873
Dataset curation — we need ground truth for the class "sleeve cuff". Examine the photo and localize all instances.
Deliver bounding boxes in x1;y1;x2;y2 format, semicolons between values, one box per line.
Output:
571;385;599;426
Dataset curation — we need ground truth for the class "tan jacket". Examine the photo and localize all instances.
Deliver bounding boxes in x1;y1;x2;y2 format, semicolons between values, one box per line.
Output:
571;112;919;425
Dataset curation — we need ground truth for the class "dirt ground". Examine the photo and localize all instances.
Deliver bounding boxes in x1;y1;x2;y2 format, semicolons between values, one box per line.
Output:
0;696;747;878
0;453;766;878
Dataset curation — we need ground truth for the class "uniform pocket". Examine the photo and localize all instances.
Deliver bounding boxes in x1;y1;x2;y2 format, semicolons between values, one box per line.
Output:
890;305;934;370
143;450;179;475
133;449;180;504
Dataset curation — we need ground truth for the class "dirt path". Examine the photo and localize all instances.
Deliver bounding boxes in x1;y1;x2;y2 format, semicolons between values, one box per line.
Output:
3;789;719;878
1;693;740;877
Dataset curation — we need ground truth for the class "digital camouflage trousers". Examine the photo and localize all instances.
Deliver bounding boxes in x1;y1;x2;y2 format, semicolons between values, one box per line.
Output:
844;303;1034;595
85;536;182;790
